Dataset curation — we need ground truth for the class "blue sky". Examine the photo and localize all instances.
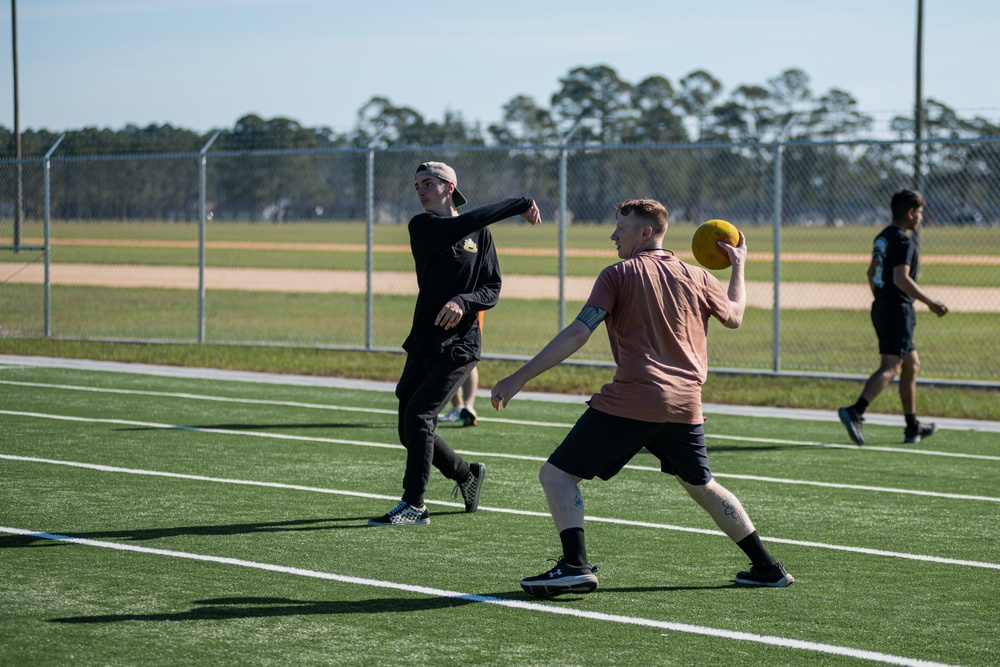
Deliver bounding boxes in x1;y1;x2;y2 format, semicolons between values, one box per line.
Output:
1;0;998;134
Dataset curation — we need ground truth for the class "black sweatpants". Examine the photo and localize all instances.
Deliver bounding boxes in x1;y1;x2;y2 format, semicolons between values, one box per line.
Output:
395;348;477;506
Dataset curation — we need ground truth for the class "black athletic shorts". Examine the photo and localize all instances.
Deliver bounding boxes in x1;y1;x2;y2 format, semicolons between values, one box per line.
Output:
547;407;712;486
871;300;916;357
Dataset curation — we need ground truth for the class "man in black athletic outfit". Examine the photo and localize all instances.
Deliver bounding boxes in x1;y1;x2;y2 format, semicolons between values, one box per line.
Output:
369;161;541;527
838;188;949;446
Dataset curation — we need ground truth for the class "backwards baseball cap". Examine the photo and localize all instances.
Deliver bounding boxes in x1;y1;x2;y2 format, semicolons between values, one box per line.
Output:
415;161;468;207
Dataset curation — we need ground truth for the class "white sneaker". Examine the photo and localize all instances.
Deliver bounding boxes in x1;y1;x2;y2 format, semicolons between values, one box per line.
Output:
439;407;462;423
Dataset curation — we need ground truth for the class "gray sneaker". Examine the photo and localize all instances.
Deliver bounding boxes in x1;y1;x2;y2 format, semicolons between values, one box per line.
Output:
838;406;865;445
451;463;485;513
904;421;937;444
367;501;429;527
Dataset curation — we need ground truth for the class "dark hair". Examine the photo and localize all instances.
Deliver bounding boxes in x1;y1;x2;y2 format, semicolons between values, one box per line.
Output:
890;189;926;221
616;199;669;235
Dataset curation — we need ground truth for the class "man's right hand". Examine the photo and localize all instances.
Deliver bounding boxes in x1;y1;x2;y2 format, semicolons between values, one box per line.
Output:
929;300;949;317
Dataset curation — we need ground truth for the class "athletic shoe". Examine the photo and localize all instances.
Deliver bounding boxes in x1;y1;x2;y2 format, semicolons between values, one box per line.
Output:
904;421;937;444
520;557;599;598
439;407;462;423
838;406;865;445
459;406;478;427
735;562;795;588
367;501;429;527
451;463;486;513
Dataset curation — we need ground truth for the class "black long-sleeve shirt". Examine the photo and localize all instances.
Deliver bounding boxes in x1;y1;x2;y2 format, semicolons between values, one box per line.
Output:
402;197;533;356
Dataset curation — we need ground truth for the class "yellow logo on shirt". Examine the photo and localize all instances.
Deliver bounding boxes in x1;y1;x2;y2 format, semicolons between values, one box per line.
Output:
462;238;478;253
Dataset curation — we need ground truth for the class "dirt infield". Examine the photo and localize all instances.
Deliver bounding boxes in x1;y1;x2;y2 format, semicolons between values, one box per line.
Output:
4;263;999;312
17;237;1000;265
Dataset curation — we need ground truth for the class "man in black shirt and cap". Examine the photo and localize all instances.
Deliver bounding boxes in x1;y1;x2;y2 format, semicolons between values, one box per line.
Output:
369;161;541;526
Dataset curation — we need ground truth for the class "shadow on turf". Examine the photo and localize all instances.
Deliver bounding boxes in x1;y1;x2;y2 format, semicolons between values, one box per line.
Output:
114;422;386;432
50;596;482;623
0;517;377;548
705;443;804;452
49;582;740;623
597;584;736;594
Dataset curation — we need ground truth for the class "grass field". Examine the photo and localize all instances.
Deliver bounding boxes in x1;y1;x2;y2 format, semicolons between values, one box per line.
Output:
1;357;997;666
13;219;1000;286
4;219;999;382
4;282;998;381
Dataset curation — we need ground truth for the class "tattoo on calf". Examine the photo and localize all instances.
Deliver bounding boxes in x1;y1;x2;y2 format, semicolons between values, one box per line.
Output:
722;498;746;525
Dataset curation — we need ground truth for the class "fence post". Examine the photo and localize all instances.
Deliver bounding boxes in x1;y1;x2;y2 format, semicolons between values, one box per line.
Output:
43;134;65;337
198;130;221;343
771;142;783;373
558;117;585;332
771;115;797;372
366;147;375;349
364;130;389;350
558;146;568;331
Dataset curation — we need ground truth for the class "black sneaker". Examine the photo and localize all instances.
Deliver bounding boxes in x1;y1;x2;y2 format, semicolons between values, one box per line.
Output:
459;406;478;427
451;462;486;513
904;421;937;444
521;557;599;598
838;406;865;445
367;501;430;527
735;562;794;588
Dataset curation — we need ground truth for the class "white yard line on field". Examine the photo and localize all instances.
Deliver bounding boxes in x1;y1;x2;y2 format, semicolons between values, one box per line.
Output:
3;378;999;461
3;355;999;434
0;525;974;667
3;406;1000;497
2;452;998;571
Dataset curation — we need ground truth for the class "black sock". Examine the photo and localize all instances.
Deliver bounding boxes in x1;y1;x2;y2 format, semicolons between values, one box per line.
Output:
559;527;588;567
853;397;869;415
401;493;423;508
905;414;918;429
736;531;777;569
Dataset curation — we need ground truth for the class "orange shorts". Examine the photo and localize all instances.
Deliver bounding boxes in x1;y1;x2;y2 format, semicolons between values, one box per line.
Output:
477;310;485;331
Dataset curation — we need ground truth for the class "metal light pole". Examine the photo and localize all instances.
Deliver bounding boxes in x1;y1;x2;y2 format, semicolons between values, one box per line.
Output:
914;0;924;191
913;0;924;270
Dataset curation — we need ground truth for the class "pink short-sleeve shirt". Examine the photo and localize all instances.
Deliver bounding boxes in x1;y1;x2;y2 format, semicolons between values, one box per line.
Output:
585;252;731;424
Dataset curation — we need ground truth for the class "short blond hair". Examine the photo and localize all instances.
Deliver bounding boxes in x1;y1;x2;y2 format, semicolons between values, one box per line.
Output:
616;199;668;236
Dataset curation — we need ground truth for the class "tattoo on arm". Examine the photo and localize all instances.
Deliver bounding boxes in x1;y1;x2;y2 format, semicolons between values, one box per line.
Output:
575;306;607;332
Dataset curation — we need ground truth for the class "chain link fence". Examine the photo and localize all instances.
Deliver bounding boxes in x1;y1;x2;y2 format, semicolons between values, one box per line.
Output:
2;138;999;382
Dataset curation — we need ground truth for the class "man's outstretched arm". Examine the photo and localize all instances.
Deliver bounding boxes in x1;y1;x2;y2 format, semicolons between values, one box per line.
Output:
490;317;597;409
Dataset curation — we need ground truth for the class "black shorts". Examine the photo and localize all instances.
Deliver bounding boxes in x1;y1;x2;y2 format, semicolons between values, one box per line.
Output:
547;408;712;486
871;301;916;357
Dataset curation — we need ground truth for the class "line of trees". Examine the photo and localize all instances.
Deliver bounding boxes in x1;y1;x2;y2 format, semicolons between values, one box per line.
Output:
1;65;997;225
2;66;998;156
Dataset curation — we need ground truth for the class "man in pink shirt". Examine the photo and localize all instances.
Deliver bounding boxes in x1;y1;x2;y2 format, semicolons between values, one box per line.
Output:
491;199;793;597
